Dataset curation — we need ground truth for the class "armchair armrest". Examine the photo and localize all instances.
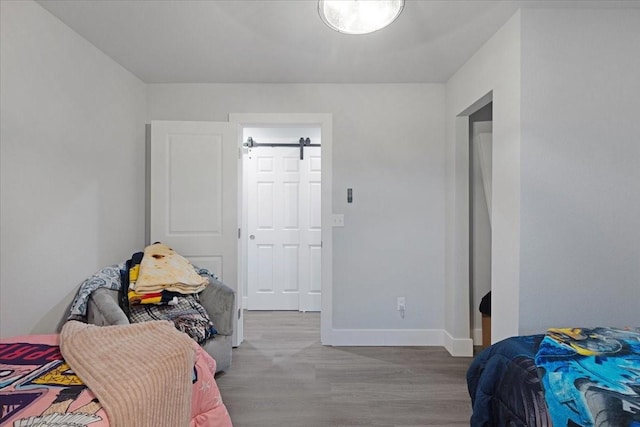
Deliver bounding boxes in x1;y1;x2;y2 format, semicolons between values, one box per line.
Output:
198;277;235;336
87;288;130;326
86;275;235;337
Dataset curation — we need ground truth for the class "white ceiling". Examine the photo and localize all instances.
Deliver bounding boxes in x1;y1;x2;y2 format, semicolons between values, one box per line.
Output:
37;0;640;84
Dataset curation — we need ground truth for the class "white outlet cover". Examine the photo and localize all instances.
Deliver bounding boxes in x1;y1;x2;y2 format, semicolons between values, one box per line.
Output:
332;214;345;227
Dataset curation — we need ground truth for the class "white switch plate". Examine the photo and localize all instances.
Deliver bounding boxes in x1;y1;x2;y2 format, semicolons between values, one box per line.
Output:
332;214;345;227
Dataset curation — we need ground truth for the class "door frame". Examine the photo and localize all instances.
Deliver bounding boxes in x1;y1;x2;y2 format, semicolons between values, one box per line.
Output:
229;113;333;344
454;92;494;353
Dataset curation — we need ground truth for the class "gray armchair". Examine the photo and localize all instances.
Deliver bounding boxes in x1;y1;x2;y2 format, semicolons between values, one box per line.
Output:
86;278;235;373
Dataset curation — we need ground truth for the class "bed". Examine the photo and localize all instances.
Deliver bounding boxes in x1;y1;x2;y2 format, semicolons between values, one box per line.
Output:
0;321;233;427
467;327;640;427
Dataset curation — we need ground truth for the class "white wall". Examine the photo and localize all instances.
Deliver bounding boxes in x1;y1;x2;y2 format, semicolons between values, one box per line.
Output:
445;11;521;350
445;8;640;347
518;9;640;334
149;84;446;340
0;0;146;338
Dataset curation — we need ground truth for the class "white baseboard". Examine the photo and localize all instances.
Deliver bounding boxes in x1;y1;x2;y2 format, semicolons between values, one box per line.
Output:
443;330;474;357
327;329;474;357
327;328;444;347
473;328;482;346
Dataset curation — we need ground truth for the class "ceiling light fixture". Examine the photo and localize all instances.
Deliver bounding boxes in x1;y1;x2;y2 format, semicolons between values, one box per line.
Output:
318;0;404;35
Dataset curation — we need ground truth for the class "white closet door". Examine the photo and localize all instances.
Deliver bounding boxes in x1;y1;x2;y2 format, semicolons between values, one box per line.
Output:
247;146;321;311
150;120;241;344
300;146;322;312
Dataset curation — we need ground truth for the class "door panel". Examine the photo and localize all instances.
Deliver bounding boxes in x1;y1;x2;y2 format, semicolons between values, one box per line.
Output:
283;183;299;228
309;246;322;294
168;135;223;233
256;244;274;292
187;256;223;281
257;182;274;229
300;147;322;311
247;147;299;310
150;120;241;344
247;146;321;311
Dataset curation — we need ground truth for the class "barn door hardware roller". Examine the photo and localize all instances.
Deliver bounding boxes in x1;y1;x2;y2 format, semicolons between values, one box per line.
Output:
244;137;320;160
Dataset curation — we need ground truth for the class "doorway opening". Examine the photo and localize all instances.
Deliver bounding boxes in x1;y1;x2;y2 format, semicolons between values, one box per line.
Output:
241;126;322;312
230;113;333;345
468;103;493;348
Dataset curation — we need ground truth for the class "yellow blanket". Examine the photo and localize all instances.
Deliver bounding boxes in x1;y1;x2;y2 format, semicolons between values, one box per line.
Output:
133;243;208;295
60;320;195;427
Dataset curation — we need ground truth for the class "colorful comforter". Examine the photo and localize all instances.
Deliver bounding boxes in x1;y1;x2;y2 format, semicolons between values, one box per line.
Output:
467;327;640;427
0;334;232;427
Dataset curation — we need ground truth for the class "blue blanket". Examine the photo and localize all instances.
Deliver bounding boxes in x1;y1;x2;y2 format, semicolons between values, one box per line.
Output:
467;334;550;426
536;327;640;427
468;328;640;427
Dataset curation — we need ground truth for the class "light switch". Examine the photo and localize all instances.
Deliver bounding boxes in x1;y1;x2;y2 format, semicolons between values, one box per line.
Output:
332;214;345;227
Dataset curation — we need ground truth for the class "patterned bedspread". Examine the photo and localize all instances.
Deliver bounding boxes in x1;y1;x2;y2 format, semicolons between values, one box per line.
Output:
536;327;640;427
467;327;640;427
0;334;232;427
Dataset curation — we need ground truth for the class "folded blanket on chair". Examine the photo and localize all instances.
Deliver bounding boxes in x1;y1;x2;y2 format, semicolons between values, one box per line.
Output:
127;250;182;306
60;320;195;427
133;243;208;295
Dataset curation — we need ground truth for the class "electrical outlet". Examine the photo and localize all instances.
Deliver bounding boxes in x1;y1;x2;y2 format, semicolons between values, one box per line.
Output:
397;297;405;311
332;214;345;227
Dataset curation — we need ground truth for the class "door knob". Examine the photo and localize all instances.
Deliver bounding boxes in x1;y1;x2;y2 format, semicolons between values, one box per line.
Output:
250;235;255;240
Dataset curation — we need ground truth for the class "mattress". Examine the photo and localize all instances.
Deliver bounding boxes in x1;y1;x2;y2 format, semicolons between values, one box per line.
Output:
0;333;232;427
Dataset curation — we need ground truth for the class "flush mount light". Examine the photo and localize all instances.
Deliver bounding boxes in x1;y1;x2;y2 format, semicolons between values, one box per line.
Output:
318;0;404;35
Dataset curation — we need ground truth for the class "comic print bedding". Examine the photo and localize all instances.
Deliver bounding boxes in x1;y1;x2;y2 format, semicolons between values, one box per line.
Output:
467;327;640;427
0;334;232;427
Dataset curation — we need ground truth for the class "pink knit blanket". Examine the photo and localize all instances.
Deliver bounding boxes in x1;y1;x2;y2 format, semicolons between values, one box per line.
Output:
60;320;195;427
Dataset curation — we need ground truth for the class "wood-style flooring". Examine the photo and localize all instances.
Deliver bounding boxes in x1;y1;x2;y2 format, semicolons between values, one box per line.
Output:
215;311;474;427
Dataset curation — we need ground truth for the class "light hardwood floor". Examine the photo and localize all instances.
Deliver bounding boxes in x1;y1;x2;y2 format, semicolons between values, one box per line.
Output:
215;311;474;427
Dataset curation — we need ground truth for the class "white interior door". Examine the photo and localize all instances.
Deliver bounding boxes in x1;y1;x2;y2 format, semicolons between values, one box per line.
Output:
247;146;321;311
300;146;322;312
150;120;242;345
